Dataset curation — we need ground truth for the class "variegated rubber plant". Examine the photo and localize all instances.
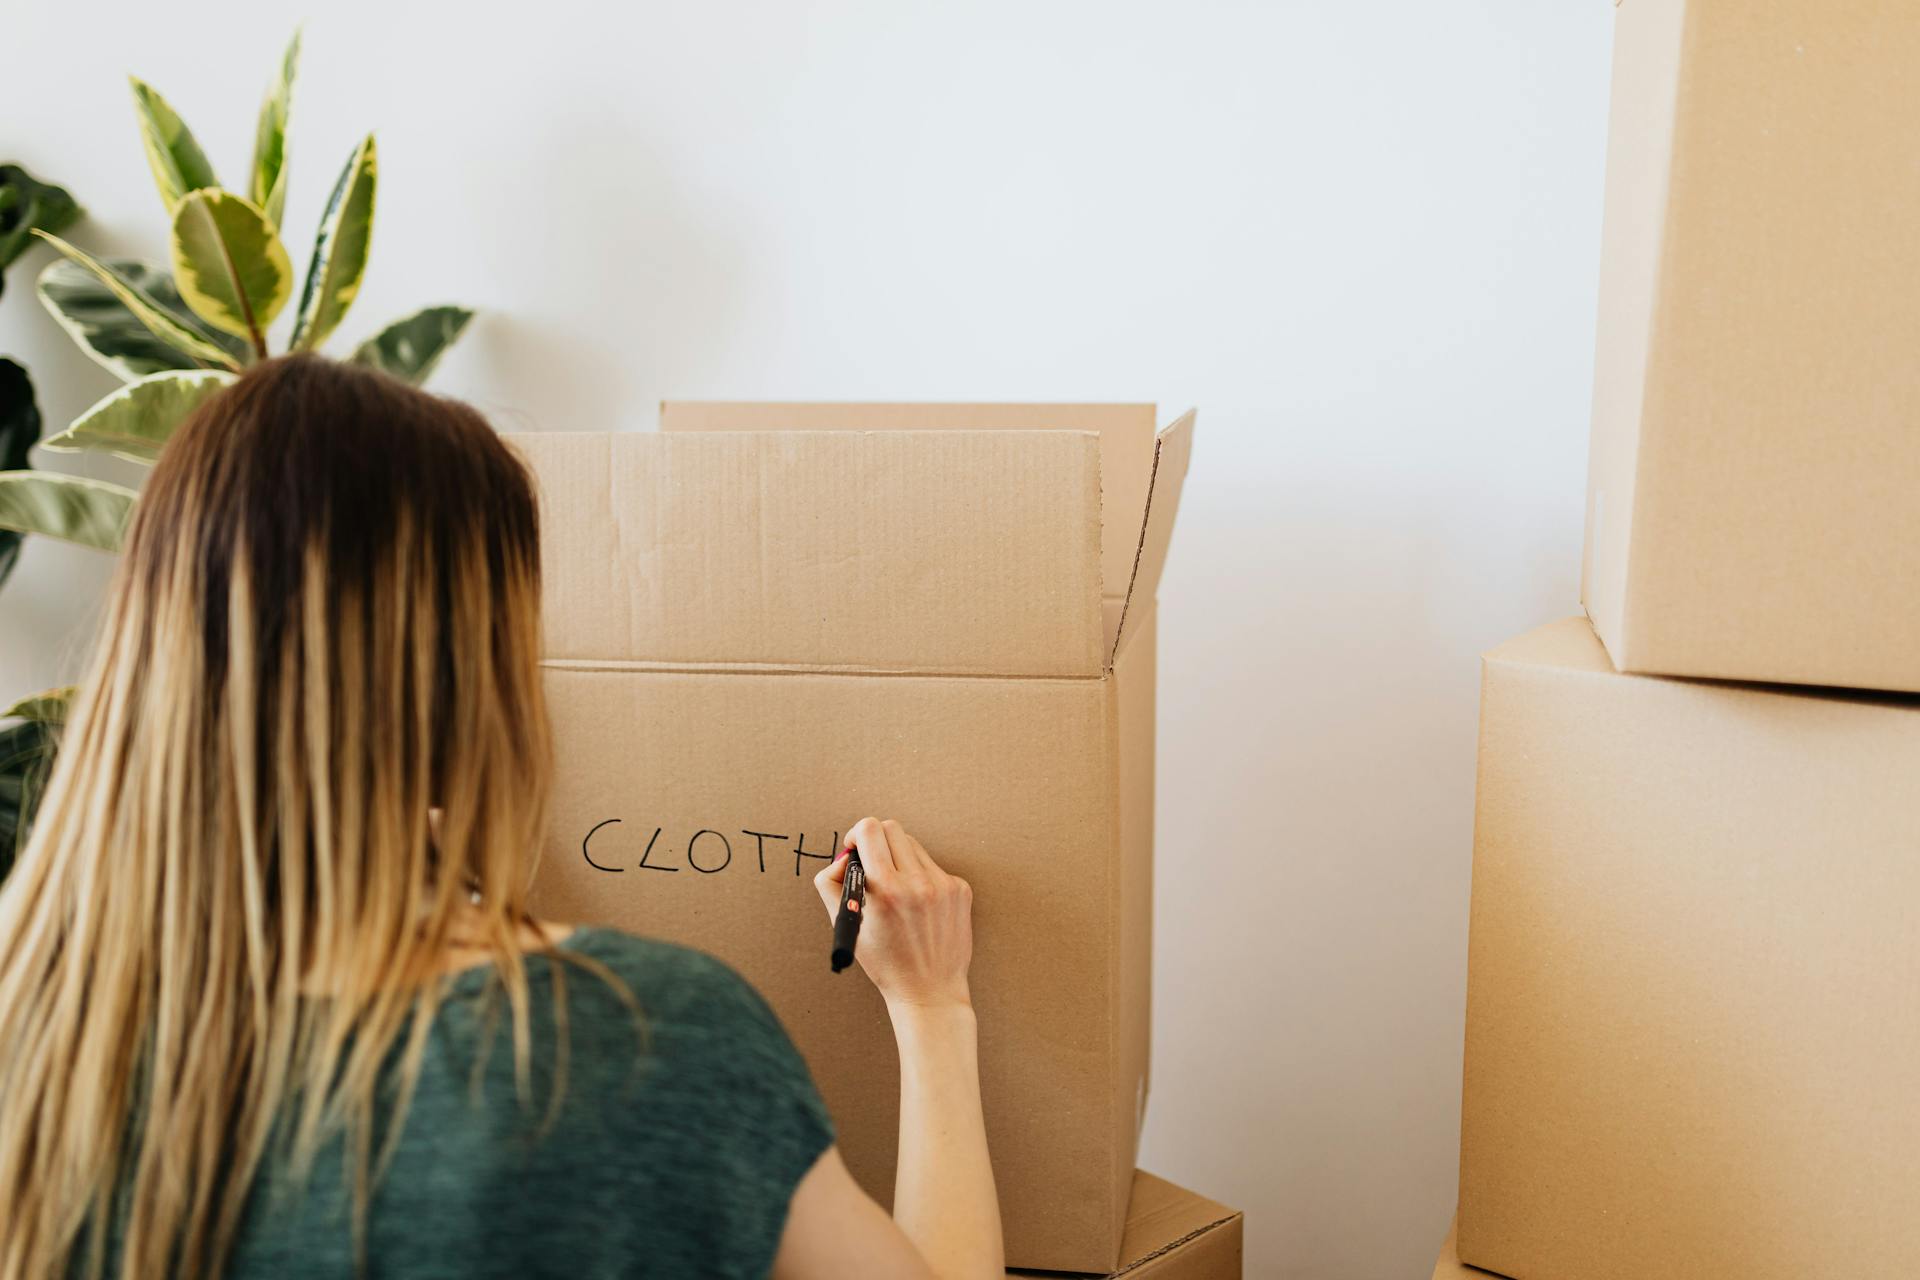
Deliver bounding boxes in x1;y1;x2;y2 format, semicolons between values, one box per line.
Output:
0;163;81;876
0;31;474;870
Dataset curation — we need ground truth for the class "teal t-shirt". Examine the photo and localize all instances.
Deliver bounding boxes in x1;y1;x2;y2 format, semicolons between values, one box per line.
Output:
221;928;835;1279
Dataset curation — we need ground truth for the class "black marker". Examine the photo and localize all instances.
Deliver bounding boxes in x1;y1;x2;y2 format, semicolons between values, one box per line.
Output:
830;849;865;973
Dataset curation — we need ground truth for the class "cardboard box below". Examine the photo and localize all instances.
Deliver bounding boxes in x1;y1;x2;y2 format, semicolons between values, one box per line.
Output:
1008;1171;1242;1280
1581;0;1920;691
511;405;1193;1271
1459;617;1920;1278
1433;1219;1507;1280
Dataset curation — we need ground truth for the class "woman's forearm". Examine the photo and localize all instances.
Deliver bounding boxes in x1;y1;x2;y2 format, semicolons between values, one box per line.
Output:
890;1001;1004;1280
813;820;999;1278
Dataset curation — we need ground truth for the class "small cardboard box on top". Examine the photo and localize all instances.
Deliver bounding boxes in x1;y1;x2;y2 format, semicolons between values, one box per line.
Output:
1582;0;1920;691
1009;1171;1242;1280
509;404;1194;1273
1458;617;1920;1279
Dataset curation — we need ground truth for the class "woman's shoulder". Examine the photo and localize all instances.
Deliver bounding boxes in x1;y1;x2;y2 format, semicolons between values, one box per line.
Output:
534;927;831;1144
437;926;811;1105
522;933;834;1274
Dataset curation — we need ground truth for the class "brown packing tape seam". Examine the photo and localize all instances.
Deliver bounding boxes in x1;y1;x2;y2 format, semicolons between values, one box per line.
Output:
539;658;1111;684
1111;1213;1242;1277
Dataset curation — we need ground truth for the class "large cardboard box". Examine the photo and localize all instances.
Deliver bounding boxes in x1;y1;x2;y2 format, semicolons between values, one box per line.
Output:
512;404;1194;1272
1458;617;1920;1278
1581;0;1920;692
1009;1171;1242;1280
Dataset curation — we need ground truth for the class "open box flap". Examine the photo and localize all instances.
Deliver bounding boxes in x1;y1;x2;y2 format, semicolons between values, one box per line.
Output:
662;402;1159;614
1109;410;1195;664
509;430;1104;677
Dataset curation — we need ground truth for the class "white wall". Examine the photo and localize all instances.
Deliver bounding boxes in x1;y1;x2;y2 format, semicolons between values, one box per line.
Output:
0;3;1613;1275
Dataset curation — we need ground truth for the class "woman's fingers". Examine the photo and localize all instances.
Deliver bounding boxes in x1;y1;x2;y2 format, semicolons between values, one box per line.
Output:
824;816;946;921
882;819;932;873
812;849;849;920
845;816;899;883
817;817;973;1008
819;817;911;919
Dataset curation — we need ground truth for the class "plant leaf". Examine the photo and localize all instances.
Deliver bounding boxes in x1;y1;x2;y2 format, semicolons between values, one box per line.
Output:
170;189;292;341
349;306;473;385
0;718;58;878
129;77;218;212
0;360;40;588
0;164;81;298
0;471;136;551
3;687;74;724
250;30;302;227
290;134;377;351
0;363;35;473
41;370;236;464
33;232;240;371
37;256;248;381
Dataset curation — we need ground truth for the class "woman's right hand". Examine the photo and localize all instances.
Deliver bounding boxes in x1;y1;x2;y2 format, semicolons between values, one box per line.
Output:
813;817;974;1012
799;817;1003;1280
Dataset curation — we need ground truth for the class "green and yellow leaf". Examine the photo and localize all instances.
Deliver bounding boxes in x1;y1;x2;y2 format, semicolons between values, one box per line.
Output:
250;30;302;227
32;233;239;371
2;688;74;724
169;189;292;343
40;370;236;464
349;305;473;384
129;77;218;212
290;134;376;351
0;471;136;552
37;257;249;380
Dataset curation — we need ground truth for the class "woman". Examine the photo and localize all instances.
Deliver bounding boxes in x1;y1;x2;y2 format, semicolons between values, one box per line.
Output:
0;355;1000;1279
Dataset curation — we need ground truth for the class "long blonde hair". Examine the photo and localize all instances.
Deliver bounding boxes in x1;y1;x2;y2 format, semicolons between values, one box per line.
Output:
0;354;557;1278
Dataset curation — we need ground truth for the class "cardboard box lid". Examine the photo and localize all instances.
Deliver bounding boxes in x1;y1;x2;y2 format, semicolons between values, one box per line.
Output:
511;428;1094;676
658;403;1195;665
1008;1171;1243;1279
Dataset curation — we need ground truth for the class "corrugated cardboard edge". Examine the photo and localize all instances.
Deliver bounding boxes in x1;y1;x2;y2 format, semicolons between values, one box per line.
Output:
1459;618;1615;1271
658;401;1158;433
1614;0;1709;672
1456;650;1497;1265
1580;0;1689;670
1110;410;1196;666
1105;605;1158;1258
1115;1212;1243;1279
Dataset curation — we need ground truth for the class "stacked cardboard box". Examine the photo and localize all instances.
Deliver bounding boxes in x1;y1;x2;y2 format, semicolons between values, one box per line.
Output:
1431;1219;1495;1280
1011;1171;1242;1280
1453;2;1920;1276
511;404;1204;1273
